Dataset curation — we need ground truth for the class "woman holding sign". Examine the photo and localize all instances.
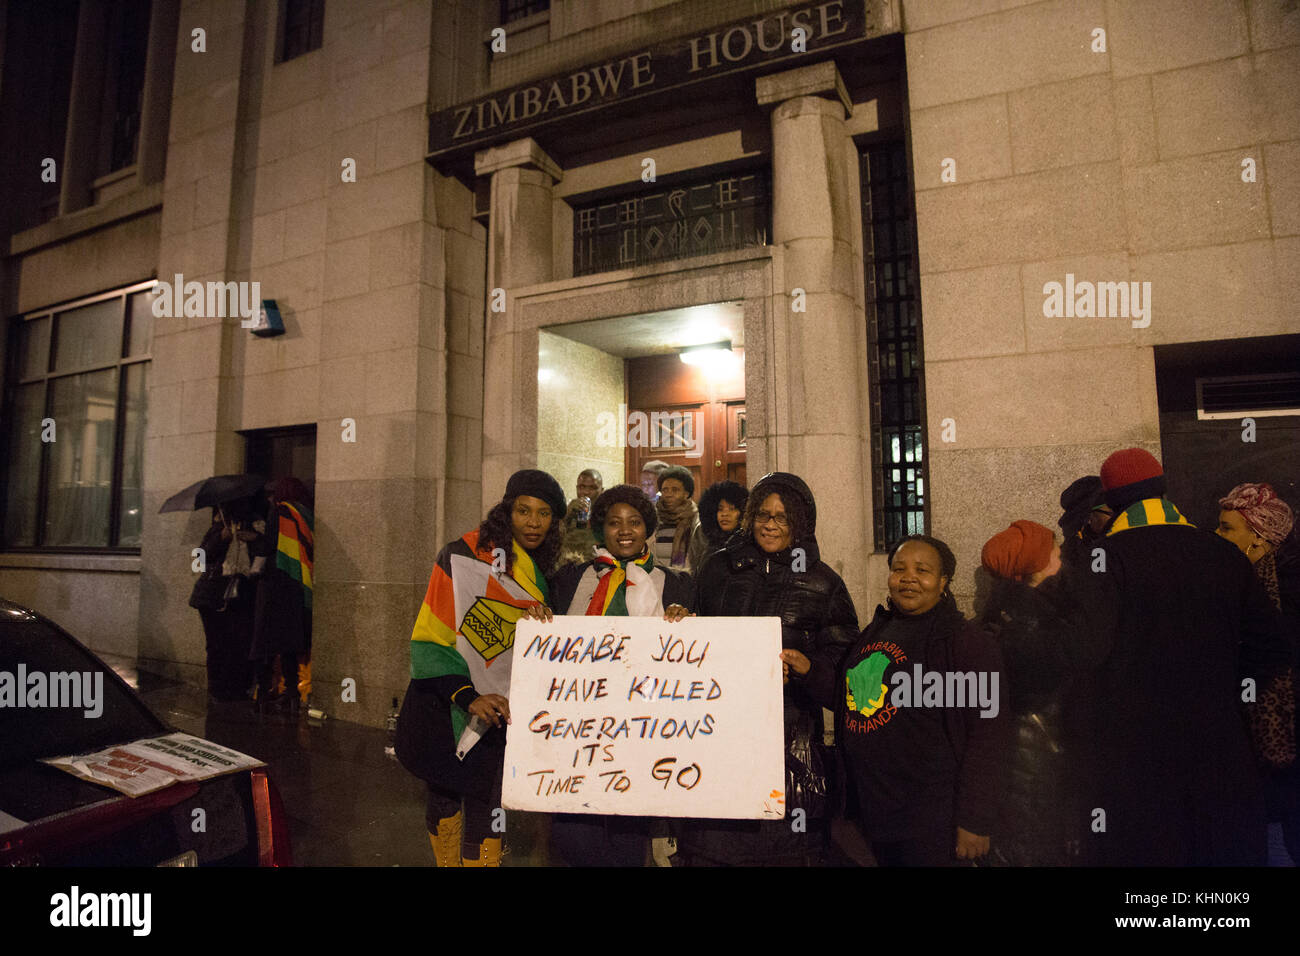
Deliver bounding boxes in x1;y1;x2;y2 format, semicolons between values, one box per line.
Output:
397;469;566;867
525;484;693;865
679;472;859;866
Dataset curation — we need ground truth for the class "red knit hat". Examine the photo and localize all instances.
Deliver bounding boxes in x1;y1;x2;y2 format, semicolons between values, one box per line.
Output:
1100;448;1163;489
1099;448;1166;510
981;520;1055;582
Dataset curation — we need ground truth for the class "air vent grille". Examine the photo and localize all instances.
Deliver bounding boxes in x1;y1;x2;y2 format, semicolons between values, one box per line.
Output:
1196;373;1300;420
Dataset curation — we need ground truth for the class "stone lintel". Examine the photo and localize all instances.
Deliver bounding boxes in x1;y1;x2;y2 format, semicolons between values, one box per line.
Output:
474;137;563;182
755;60;851;116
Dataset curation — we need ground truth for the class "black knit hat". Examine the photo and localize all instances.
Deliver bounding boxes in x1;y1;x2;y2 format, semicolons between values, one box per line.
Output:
1058;475;1103;536
657;465;695;498
590;485;657;546
504;469;566;518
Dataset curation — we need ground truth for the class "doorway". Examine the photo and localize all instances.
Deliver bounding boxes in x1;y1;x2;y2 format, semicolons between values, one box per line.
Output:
242;424;317;503
1156;334;1300;528
536;303;746;504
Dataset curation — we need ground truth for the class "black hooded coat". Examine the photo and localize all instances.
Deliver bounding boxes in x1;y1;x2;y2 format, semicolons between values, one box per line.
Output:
678;472;858;865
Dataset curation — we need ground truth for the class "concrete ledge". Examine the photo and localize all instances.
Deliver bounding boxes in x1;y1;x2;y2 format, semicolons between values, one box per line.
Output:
8;182;164;256
474;136;563;181
0;552;143;573
755;60;851;115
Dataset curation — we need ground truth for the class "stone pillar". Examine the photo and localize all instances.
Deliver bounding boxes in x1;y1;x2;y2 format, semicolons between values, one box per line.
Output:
756;61;874;608
136;0;180;186
59;0;108;214
474;138;562;497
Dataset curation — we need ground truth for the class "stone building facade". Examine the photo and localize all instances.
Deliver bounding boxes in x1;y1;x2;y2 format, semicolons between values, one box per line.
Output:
2;0;1297;727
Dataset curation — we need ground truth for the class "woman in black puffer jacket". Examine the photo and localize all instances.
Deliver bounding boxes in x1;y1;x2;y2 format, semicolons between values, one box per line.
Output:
674;472;858;866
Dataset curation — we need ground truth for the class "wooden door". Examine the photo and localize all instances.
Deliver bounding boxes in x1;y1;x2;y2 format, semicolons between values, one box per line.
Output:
625;351;745;497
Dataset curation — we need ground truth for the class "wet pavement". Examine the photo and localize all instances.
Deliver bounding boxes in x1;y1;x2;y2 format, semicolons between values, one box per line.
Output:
107;656;868;867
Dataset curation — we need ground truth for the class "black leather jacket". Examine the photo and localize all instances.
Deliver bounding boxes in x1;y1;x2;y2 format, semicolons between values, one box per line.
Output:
692;529;858;730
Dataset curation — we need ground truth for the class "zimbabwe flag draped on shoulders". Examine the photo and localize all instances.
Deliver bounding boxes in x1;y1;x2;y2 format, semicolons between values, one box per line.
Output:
410;530;548;742
275;502;314;608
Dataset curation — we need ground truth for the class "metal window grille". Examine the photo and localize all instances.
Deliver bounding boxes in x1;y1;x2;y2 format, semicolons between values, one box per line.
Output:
573;170;769;277
861;143;927;551
500;0;550;25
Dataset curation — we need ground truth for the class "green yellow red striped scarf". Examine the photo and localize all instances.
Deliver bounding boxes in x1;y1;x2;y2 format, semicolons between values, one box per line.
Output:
1106;497;1194;537
275;502;314;608
586;548;655;616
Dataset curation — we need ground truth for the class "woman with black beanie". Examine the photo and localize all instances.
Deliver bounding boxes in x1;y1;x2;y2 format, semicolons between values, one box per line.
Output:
398;468;565;867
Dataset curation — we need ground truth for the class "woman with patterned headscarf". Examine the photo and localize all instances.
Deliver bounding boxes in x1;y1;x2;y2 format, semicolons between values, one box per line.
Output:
1217;482;1300;865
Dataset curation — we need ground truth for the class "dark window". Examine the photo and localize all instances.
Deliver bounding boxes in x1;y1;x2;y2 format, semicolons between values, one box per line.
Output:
2;283;154;551
861;143;927;551
572;169;769;277
500;0;550;25
102;0;151;173
278;0;325;63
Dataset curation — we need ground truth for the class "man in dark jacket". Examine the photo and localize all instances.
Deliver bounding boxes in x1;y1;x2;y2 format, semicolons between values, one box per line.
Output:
677;472;858;866
1062;449;1291;866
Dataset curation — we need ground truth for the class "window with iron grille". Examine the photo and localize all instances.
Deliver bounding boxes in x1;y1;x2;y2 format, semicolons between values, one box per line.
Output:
500;0;550;25
861;143;927;551
573;169;769;277
278;0;325;63
2;282;154;550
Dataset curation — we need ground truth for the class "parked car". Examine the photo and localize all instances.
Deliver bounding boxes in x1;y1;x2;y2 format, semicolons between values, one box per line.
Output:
0;598;292;866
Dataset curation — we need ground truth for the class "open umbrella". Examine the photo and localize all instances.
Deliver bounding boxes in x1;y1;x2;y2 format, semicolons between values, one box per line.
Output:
159;474;267;513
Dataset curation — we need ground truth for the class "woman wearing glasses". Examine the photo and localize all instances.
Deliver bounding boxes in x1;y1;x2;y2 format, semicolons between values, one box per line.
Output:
674;472;859;866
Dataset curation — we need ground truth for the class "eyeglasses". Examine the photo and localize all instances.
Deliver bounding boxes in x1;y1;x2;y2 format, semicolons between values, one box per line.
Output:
755;511;789;528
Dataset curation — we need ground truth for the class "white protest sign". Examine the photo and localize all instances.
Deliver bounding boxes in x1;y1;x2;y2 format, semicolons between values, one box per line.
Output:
502;615;785;819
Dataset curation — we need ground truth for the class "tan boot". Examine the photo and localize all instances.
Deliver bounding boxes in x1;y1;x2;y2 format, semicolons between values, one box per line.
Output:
428;811;463;867
462;837;502;867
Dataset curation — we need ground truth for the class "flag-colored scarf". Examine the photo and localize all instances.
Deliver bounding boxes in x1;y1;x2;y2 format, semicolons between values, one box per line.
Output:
585;547;656;616
410;531;549;740
275;502;314;608
1105;497;1194;537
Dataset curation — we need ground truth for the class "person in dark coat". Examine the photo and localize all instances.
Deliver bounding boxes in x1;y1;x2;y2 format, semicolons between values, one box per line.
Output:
249;478;314;714
189;500;258;701
1060;449;1292;866
1057;475;1112;568
675;472;858;866
1216;482;1300;865
802;534;1009;866
697;480;748;553
526;484;694;866
977;520;1086;866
